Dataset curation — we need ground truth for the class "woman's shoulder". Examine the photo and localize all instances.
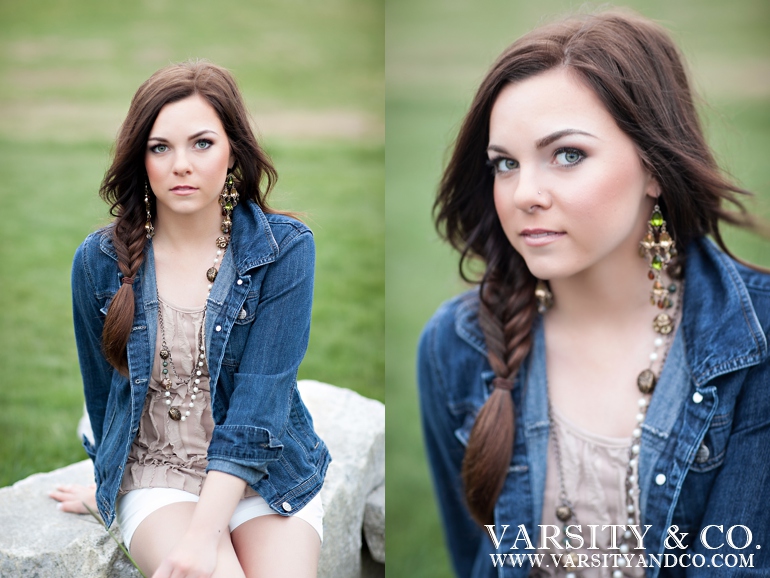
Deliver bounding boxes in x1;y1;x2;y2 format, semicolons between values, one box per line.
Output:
234;201;312;255
419;289;487;368
73;225;116;266
689;237;770;327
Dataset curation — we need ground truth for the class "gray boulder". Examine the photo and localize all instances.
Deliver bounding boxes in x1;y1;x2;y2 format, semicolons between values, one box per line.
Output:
363;484;385;563
0;380;385;578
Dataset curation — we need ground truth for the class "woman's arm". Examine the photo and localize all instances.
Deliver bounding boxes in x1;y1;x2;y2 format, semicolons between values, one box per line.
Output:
206;225;315;485
417;309;485;577
71;237;113;458
151;471;246;578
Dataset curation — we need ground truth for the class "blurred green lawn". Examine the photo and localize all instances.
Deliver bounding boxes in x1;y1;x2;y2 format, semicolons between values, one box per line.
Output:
386;1;770;576
0;0;384;487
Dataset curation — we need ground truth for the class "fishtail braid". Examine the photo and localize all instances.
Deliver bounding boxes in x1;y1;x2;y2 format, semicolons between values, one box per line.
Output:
101;208;148;375
461;266;537;525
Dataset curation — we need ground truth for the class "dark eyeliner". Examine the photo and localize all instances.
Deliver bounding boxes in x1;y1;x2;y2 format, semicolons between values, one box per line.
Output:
554;146;586;166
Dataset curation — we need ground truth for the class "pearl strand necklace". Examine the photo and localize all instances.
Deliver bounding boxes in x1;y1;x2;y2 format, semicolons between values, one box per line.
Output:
551;279;681;578
157;239;229;422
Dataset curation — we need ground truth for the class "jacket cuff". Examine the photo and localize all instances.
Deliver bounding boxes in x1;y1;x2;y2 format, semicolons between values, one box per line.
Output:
206;458;266;487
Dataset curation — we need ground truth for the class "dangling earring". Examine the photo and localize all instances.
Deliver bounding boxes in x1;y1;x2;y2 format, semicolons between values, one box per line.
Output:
535;279;553;313
219;172;239;235
144;183;155;239
639;203;677;309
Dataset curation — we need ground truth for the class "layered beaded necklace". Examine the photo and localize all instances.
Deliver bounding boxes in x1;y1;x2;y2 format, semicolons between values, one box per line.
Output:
156;239;230;421
154;174;238;422
546;205;680;577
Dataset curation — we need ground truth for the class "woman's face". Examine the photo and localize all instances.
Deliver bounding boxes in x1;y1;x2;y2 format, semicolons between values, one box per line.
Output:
488;68;658;282
145;94;234;221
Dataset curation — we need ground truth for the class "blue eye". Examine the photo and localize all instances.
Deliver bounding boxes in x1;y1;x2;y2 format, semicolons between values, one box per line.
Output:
194;139;212;150
487;157;519;174
554;148;585;166
150;144;168;153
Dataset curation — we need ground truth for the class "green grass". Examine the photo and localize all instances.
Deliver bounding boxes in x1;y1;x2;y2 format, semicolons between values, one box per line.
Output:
386;1;770;577
0;0;383;487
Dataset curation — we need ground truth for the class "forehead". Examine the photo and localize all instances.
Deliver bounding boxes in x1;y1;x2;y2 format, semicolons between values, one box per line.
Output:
489;68;618;142
150;94;224;134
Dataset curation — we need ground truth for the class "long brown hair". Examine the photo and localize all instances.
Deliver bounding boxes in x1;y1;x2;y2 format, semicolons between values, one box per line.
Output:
435;9;756;526
100;60;278;375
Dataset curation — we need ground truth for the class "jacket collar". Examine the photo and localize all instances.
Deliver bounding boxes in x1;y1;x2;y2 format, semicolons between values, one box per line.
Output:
97;201;279;275
454;237;768;386
681;237;768;385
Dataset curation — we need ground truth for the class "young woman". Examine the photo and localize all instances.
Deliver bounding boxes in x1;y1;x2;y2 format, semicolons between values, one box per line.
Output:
53;61;329;578
418;10;770;578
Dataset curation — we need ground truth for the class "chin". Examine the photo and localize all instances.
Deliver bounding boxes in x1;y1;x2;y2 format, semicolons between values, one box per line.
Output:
519;254;582;282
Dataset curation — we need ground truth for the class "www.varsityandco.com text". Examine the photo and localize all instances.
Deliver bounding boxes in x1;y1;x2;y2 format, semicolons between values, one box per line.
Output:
485;524;759;571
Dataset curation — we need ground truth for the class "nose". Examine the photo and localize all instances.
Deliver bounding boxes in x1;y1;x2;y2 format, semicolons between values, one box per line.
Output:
511;171;551;214
172;150;192;175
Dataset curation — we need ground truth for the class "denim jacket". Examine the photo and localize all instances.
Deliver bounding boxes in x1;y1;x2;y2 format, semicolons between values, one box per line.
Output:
72;200;331;527
418;238;770;577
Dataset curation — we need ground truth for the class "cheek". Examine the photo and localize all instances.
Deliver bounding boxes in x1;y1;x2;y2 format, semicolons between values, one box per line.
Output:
492;183;513;227
145;154;163;184
492;183;522;248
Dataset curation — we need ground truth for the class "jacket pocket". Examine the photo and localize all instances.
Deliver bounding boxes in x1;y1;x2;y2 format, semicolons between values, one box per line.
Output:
688;410;731;473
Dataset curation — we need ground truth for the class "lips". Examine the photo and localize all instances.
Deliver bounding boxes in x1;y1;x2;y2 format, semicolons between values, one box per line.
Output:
171;185;197;191
520;228;566;246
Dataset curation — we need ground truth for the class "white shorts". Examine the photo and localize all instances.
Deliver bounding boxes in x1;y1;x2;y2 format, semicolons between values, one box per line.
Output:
116;488;324;550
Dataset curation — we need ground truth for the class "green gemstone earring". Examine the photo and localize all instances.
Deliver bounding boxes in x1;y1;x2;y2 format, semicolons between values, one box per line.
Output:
639;203;676;309
219;173;239;234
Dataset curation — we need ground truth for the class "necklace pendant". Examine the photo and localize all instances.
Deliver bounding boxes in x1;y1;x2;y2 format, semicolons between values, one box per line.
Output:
168;407;182;421
206;267;218;282
555;504;572;522
161;377;172;389
159;348;170;360
652;313;674;335
216;236;229;249
637;369;656;394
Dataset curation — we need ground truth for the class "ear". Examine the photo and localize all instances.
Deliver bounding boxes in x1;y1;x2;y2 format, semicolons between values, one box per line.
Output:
645;174;661;199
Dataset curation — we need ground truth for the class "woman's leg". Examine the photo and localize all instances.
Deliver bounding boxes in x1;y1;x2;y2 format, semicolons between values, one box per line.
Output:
130;501;246;578
231;515;321;578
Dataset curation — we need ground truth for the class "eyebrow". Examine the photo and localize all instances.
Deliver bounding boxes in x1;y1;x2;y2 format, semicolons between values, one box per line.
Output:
536;129;597;148
487;128;598;155
147;129;218;143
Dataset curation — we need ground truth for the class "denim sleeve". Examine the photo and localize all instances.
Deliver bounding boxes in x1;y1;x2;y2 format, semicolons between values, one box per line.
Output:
686;363;770;576
418;312;484;577
206;228;314;485
71;239;113;460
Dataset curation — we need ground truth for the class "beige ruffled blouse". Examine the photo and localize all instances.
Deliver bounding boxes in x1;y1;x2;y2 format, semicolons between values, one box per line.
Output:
529;406;646;578
120;297;255;498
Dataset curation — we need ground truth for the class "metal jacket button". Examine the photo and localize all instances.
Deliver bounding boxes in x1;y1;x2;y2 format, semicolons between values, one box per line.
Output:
692;392;703;404
282;501;292;512
655;473;666;485
695;443;710;463
237;279;243;285
215;325;222;332
239;308;247;319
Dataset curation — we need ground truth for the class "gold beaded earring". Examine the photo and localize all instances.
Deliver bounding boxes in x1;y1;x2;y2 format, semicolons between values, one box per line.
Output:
639;203;677;309
144;183;155;239
534;280;553;313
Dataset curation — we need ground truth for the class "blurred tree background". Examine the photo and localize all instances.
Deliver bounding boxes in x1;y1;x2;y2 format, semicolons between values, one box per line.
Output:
386;1;770;576
0;0;384;487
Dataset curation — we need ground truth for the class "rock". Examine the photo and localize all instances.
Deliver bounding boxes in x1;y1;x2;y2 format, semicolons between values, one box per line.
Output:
299;380;385;578
363;484;385;563
0;460;139;578
0;380;384;578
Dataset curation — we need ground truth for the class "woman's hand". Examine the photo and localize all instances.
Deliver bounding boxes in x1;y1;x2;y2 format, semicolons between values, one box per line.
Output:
151;530;219;578
48;483;97;514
